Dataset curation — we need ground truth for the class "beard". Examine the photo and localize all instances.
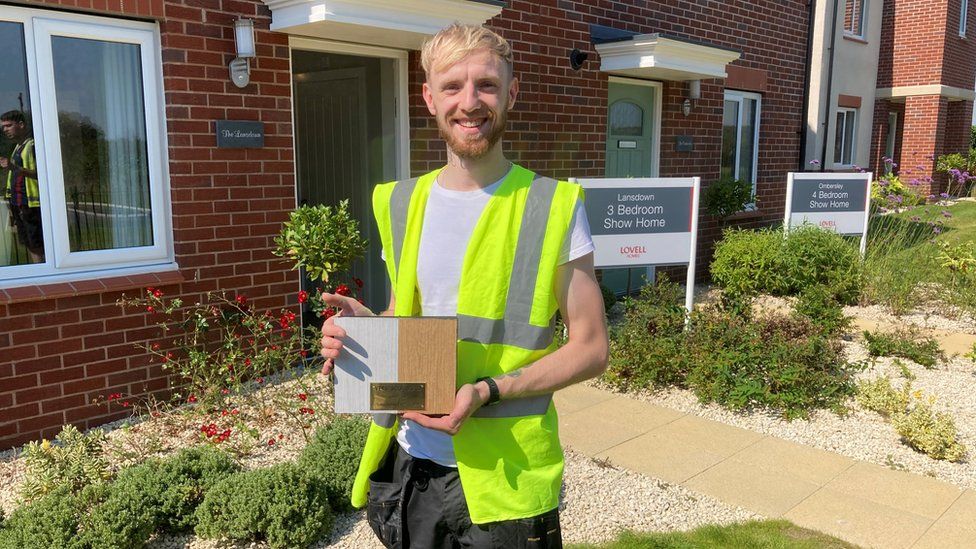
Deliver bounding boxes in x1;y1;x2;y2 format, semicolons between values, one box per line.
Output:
437;106;508;160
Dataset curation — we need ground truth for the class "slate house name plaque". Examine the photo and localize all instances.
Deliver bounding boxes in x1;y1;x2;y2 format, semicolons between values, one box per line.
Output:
216;120;265;148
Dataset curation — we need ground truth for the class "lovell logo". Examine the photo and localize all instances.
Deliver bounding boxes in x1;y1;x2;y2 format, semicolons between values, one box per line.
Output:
620;245;647;259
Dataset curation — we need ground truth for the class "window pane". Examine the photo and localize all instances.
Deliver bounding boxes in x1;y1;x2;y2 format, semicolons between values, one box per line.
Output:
609;101;643;136
845;0;864;36
834;111;846;165
844;111;856;165
52;36;153;252
738;98;758;183
720;100;739;180
0;21;43;267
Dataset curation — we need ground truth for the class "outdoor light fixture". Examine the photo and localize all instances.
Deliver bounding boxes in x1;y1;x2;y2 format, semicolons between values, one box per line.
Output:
569;48;589;70
687;80;701;100
229;18;256;88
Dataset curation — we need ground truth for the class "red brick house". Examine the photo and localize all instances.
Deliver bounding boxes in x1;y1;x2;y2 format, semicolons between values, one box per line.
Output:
1;0;964;449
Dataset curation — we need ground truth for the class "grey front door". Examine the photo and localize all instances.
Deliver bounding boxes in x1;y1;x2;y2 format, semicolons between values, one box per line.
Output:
293;50;398;312
603;80;657;294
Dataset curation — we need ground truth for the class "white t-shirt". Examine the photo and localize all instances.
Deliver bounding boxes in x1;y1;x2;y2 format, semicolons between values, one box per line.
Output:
390;172;595;467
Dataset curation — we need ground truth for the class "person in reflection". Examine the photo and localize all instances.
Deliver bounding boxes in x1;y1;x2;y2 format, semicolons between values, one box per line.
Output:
318;24;609;548
1;110;43;263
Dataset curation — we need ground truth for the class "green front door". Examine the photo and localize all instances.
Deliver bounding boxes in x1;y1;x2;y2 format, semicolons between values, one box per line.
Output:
603;80;657;295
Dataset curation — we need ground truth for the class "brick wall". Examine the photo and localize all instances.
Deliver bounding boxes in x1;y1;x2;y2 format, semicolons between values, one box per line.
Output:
410;0;809;273
0;0;299;449
877;0;949;89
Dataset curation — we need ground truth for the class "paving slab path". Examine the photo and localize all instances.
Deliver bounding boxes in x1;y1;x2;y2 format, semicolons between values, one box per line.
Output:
555;384;976;549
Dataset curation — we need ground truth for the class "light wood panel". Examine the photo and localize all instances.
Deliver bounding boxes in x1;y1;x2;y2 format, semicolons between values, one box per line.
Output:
332;317;398;413
398;318;457;414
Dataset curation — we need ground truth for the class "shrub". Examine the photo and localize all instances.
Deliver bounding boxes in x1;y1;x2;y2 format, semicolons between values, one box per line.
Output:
273;200;368;284
18;424;111;504
793;284;851;336
710;228;789;300
871;173;925;210
599;283;618;316
702;177;755;222
195;463;334;549
966;342;976;363
685;308;858;419
0;484;106;549
780;225;862;304
604;278;689;390
298;416;370;511
893;402;967;462
863;328;944;368
84;445;240;548
855;377;910;417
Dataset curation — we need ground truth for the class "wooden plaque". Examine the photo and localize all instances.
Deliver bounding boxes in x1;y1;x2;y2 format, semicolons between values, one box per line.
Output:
332;317;457;414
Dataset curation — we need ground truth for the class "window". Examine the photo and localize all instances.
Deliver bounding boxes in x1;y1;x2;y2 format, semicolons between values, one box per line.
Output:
884;111;898;172
844;0;866;38
962;0;969;37
609;101;644;136
834;107;858;168
0;6;171;286
721;90;761;204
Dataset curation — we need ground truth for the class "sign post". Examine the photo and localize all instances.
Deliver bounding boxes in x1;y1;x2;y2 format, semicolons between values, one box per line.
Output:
784;172;872;255
576;177;701;313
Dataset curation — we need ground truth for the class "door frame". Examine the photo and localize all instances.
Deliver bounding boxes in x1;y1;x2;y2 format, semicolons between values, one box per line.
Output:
607;75;662;177
288;36;410;206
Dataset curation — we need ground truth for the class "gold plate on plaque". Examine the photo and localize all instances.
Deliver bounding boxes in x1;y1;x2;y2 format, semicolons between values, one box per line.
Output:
370;382;426;410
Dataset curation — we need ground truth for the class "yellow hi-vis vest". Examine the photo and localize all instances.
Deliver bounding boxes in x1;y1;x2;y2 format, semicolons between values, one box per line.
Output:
4;138;39;207
351;164;583;524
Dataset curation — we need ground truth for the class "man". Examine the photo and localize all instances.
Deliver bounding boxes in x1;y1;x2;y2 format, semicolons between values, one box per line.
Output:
1;110;43;263
320;23;608;548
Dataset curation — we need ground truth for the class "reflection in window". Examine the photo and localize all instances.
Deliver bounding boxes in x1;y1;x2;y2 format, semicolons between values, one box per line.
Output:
834;108;857;167
844;0;866;37
52;36;152;252
721;91;761;188
0;21;42;267
609;101;643;136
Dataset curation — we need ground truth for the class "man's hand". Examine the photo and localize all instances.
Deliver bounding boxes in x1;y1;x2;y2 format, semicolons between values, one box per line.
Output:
0;157;8;169
400;382;489;436
319;292;374;376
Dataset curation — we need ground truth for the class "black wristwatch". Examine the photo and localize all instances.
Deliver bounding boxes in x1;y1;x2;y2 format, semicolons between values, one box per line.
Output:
477;377;501;407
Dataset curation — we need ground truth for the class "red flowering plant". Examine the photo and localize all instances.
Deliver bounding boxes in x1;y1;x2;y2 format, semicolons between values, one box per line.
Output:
115;287;333;451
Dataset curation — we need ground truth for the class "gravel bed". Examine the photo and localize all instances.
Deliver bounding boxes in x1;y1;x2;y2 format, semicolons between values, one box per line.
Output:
599;336;976;491
142;448;758;548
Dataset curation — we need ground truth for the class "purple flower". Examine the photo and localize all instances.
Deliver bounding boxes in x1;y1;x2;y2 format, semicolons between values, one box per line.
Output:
942;210;953;218
940;192;950;199
809;159;821;166
933;226;943;234
879;179;890;187
928;194;937;200
911;216;921;222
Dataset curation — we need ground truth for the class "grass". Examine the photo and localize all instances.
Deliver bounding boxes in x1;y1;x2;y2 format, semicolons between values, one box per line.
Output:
861;199;976;315
567;520;860;549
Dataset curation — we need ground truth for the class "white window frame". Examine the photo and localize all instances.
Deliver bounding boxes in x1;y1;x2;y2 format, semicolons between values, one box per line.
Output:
834;107;858;168
722;90;762;207
961;0;969;37
0;6;173;288
885;111;898;171
844;0;867;38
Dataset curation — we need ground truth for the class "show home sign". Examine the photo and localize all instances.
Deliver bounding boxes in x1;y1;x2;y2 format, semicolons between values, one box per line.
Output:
577;177;701;312
784;172;872;254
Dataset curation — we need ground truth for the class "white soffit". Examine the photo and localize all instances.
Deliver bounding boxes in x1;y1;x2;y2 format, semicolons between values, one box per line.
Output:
595;34;741;81
262;0;504;50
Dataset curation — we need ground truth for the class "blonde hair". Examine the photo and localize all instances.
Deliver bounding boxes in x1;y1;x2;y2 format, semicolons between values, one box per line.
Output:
421;23;513;79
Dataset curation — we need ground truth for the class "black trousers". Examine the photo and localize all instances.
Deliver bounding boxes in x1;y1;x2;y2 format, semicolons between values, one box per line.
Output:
366;444;562;549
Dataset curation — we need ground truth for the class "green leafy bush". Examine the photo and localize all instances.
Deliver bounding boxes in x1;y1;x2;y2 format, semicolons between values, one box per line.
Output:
194;463;334;549
273;201;368;284
710;228;789;300
702;177;755;221
685;308;858;419
604;278;689;390
863;328;944;368
711;226;861;305
793;284;851;336
893;403;967;462
871;173;925;209
855;377;910;417
298;416;370;511
85;445;240;548
19;424;111;504
599;283;618;316
0;484;106;549
780;225;862;304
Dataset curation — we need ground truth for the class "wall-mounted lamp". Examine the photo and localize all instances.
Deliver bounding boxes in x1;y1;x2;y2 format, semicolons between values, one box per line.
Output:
229;18;256;88
569;48;589;71
687;80;701;100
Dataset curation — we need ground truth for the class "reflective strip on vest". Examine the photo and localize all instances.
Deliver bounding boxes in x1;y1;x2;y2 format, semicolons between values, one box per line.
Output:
504;176;558;325
456;314;555;350
390;176;419;272
472;393;551;418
